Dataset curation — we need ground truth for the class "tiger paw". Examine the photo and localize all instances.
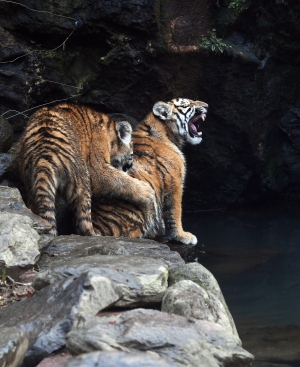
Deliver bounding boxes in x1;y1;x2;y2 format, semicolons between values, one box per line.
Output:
174;231;198;245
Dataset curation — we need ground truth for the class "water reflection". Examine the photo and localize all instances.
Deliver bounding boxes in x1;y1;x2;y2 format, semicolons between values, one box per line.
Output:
169;201;300;363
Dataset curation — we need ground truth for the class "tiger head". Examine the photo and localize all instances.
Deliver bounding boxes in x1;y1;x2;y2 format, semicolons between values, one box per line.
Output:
153;98;208;145
111;120;134;172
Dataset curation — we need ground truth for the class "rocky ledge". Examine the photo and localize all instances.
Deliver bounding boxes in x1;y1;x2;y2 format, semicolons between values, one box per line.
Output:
0;186;254;367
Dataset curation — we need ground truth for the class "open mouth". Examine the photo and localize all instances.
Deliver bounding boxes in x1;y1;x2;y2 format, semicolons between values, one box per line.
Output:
188;111;206;138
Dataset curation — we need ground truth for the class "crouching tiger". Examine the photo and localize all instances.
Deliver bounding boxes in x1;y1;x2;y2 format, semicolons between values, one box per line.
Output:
16;103;156;236
91;98;208;245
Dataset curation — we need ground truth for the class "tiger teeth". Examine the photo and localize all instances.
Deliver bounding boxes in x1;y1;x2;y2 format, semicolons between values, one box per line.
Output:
201;115;206;121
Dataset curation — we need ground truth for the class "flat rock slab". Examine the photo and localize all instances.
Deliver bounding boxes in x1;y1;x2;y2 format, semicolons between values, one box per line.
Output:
34;255;168;307
38;235;184;268
66;309;254;367
63;351;176;367
0;327;29;367
169;262;238;336
0;186;52;234
162;279;234;334
0;272;122;367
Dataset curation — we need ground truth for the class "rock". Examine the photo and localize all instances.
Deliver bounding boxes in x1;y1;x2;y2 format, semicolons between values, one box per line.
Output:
162;279;235;335
66;309;254;367
63;351;176;367
0;272;122;367
0;186;52;234
0;153;12;177
0;212;40;276
33;254;168;307
279;108;300;188
168;262;238;336
0;116;13;153
36;351;72;367
0;327;29;367
38;235;184;269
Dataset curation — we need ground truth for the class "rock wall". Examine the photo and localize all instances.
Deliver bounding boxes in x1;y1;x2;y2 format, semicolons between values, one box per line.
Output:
0;0;300;208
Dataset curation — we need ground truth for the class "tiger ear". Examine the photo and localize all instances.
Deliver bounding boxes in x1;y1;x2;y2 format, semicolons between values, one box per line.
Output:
153;101;172;120
115;121;132;146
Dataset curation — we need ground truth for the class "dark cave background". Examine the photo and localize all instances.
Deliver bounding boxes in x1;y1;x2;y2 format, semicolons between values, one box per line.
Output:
1;0;300;210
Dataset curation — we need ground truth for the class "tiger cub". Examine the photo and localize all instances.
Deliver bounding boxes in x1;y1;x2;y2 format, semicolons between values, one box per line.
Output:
92;98;208;245
16;103;156;236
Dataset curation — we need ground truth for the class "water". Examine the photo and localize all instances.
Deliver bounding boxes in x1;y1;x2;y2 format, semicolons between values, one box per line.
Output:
173;201;300;363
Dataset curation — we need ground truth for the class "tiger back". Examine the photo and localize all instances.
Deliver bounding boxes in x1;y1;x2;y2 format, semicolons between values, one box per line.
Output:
92;98;208;245
16;103;156;235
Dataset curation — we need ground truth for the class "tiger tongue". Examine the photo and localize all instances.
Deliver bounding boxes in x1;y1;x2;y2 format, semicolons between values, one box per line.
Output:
191;124;197;133
191;124;202;137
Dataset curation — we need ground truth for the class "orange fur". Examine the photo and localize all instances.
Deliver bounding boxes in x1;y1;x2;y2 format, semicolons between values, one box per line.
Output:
92;98;208;245
16;103;156;235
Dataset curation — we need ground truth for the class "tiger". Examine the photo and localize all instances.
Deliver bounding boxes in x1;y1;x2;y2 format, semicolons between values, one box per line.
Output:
16;103;156;236
91;98;208;245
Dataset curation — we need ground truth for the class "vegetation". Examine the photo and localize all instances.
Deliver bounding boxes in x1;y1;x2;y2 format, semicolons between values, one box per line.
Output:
201;29;227;53
228;0;247;15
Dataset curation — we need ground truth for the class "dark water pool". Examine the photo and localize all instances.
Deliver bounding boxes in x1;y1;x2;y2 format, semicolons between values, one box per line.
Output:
171;201;300;364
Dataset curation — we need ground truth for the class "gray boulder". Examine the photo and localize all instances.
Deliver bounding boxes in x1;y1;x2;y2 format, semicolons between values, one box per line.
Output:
162;279;235;335
33;255;168;307
0;272;122;367
0;212;40;274
66;308;254;367
0;186;52;234
63;351;176;367
169;262;238;336
0;327;29;367
0;153;12;177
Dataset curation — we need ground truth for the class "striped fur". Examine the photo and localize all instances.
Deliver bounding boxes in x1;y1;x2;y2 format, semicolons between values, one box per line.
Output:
92;98;208;245
16;103;156;235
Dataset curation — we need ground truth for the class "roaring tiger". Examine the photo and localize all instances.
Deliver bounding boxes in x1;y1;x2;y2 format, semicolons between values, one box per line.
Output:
92;98;208;245
16;103;156;236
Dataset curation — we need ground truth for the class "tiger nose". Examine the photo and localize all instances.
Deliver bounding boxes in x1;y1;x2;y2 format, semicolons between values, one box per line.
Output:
123;161;133;172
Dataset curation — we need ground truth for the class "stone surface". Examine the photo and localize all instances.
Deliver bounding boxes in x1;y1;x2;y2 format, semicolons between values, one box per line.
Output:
63;351;176;367
162;279;234;335
0;327;29;367
0;186;52;234
0;212;40;270
0;153;12;177
168;262;238;336
33;254;168;307
0;272;122;367
38;235;184;268
37;351;71;367
0;116;13;153
66;308;254;367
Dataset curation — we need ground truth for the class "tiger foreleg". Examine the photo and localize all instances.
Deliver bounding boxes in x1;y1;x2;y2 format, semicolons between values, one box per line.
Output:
163;192;197;245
